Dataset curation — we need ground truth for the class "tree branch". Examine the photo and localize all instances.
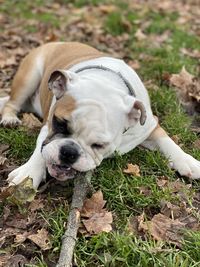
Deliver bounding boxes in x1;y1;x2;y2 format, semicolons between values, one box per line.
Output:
56;171;93;267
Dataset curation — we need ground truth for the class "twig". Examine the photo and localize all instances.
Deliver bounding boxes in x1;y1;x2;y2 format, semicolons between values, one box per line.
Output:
56;171;93;267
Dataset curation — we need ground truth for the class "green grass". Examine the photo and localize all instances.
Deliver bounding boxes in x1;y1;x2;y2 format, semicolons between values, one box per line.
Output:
0;127;37;162
0;0;60;27
104;12;126;36
75;232;200;267
0;0;200;266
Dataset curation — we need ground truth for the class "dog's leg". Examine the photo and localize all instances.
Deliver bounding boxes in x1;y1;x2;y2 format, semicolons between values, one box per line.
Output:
1;49;43;126
0;96;10;114
142;125;200;179
8;125;48;189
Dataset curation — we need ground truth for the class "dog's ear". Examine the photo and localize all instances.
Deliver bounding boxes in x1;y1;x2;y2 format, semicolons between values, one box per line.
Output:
124;96;147;126
48;70;78;99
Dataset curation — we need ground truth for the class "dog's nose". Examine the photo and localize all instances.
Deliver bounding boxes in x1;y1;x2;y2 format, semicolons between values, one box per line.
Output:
59;144;80;164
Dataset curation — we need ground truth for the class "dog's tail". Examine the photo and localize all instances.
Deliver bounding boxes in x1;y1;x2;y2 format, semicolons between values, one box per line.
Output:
0;96;10;114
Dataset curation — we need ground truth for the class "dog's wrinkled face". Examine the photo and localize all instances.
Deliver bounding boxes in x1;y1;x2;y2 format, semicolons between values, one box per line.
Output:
41;69;146;181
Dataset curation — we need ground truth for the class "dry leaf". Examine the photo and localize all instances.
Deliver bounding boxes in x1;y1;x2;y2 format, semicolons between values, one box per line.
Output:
170;66;193;92
160;201;182;219
139;186;151;196
135;29;146;41
99;4;117;14
140;213;185;247
127;60;141;70
128;213;146;236
9;177;37;204
22;113;42;129
156;176;169;188
28;198;44;212
153;30;170;44
28;229;51;250
193;139;200;149
82;212;113;234
0;155;7;166
0;55;17;68
0;144;9;167
81;190;113;235
15;232;29;243
167;180;191;193
180;48;200;59
0;186;15;201
0;144;9;153
123;163;140;176
81;190;106;217
170;67;200;114
0;254;28;267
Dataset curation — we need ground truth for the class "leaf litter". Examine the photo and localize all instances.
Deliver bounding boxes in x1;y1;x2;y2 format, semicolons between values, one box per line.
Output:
169;66;200;115
129;178;200;246
80;190;113;235
123;163;141;176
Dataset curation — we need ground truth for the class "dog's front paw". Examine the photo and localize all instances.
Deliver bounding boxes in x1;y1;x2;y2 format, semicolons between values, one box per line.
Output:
8;162;46;189
170;153;200;179
1;113;21;127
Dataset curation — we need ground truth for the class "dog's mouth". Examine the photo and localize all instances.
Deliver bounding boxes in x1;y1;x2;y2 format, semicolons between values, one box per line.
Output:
47;163;77;181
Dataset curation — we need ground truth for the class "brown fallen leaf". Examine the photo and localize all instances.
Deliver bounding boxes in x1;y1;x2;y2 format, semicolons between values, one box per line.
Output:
0;144;9;153
0;144;9;168
170;66;200;114
82;212;113;234
134;29;146;41
81;190;113;235
170;66;193;93
127;212;146;237
5;254;28;267
0;186;15;201
28;228;51;250
123;163;140;176
160;201;182;219
28;198;45;212
15;232;29;243
22;113;42;130
6;217;28;230
167;180;192;193
99;4;117;14
0;156;7;166
139;186;151;196
140;213;185;247
193;139;200;149
81;190;106;217
156;178;192;202
127;60;141;70
180;48;200;59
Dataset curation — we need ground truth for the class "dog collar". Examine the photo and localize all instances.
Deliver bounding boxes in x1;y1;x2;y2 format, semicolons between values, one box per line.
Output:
75;65;136;97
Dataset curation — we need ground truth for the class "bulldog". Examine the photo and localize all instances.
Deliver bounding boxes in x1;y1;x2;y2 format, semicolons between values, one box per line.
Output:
0;42;200;189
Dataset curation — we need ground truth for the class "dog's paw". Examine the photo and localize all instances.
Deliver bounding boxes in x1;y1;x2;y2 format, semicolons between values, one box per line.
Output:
1;114;21;127
169;153;200;179
8;162;46;189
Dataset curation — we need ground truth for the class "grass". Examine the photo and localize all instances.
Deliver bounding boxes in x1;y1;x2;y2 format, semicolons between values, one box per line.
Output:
75;232;200;267
0;0;200;266
0;127;37;162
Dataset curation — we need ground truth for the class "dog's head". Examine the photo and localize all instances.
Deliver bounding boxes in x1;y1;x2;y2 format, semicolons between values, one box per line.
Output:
41;69;146;181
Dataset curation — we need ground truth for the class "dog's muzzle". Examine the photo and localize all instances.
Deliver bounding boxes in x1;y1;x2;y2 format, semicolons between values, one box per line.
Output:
42;139;81;181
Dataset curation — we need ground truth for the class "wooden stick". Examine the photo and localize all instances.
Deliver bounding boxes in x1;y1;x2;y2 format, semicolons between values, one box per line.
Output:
56;171;92;267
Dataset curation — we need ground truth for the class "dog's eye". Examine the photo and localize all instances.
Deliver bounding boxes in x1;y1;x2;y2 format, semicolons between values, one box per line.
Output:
52;116;71;135
91;143;104;149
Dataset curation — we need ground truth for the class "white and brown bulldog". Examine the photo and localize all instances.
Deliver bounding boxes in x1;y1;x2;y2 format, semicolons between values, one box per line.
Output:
0;42;200;189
